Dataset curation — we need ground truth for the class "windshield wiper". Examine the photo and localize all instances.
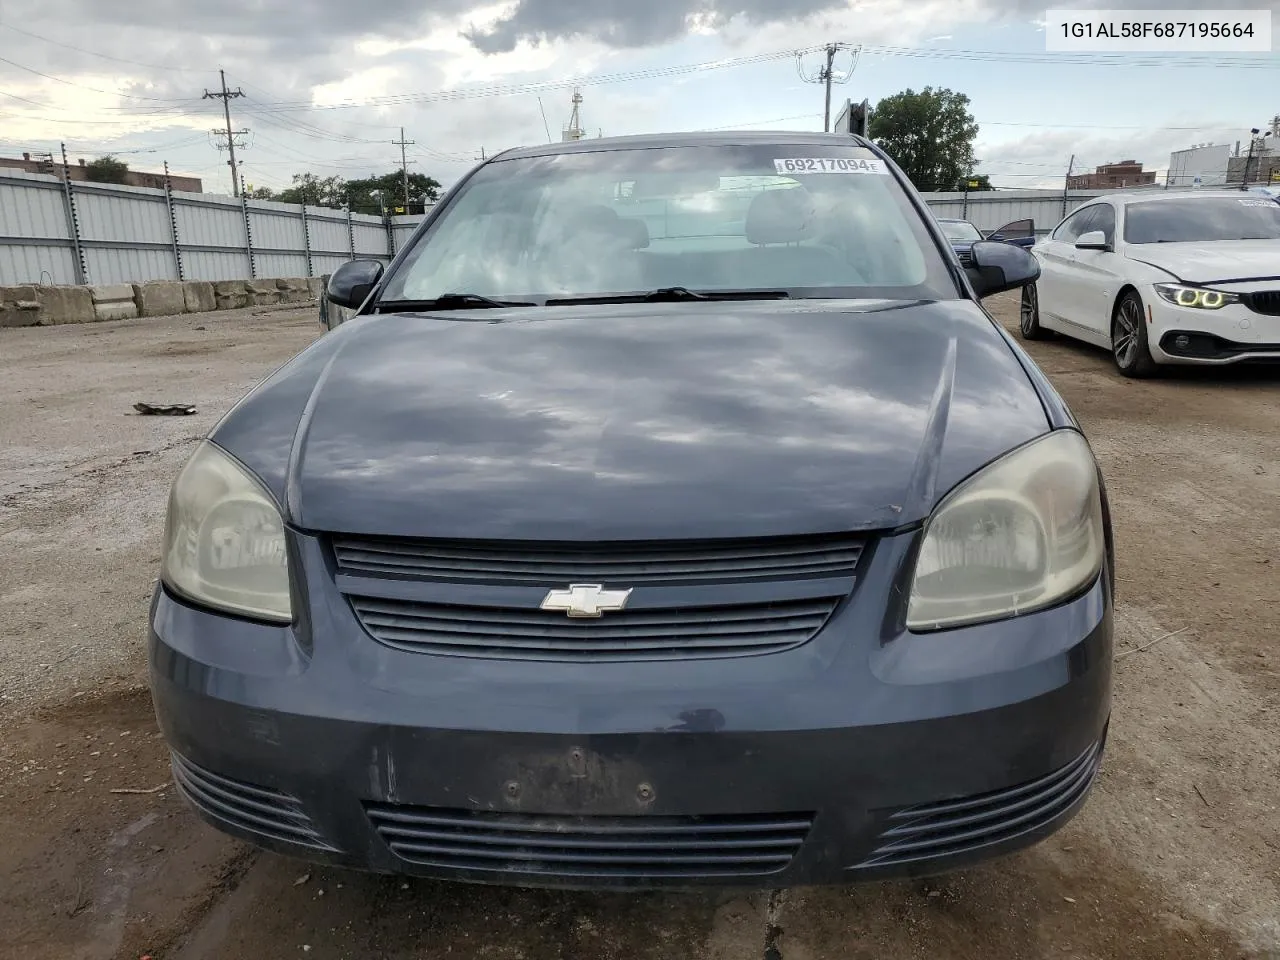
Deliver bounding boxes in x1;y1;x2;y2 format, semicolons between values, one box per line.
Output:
377;293;535;311
546;287;791;306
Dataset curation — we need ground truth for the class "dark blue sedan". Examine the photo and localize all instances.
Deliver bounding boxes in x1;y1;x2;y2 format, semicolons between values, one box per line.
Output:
150;132;1114;890
938;217;1037;267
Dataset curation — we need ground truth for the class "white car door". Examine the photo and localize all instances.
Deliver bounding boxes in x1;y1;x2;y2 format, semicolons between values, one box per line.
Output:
1061;203;1124;342
1035;206;1097;334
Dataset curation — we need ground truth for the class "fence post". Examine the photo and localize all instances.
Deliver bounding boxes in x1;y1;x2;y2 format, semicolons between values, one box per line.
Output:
385;212;396;259
59;142;88;285
241;192;256;279
162;161;185;281
346;206;356;260
301;203;313;278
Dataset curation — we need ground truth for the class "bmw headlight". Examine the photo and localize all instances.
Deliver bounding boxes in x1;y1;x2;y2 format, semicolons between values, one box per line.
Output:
160;441;292;623
906;430;1105;632
1154;283;1239;310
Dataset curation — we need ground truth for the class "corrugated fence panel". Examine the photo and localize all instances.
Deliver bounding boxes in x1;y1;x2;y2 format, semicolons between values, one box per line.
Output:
72;184;178;284
254;253;310;279
352;217;390;259
922;190;1103;234
308;215;351;257
391;214;424;253
182;250;250;283
247;201;306;252
84;247;176;285
174;193;246;250
311;253;353;276
0;173;76;284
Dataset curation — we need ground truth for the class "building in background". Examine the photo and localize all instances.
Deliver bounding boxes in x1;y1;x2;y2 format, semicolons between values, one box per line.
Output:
0;152;203;192
1226;119;1280;186
1167;143;1231;187
1067;160;1157;190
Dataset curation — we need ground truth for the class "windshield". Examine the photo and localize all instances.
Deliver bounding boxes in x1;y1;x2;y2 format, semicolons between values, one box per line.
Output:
1124;197;1280;244
379;144;956;304
937;220;983;243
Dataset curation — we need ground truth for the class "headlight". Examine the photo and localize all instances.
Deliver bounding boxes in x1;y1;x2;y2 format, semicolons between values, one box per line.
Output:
906;430;1105;632
1154;283;1239;310
160;441;292;622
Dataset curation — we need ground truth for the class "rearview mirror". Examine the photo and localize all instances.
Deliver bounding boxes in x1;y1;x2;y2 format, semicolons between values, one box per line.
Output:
1075;231;1110;251
966;241;1040;299
327;259;384;310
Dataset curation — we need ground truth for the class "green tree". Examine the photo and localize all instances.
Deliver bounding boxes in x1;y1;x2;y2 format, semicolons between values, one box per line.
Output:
84;155;130;184
345;171;442;215
277;173;348;208
954;173;993;191
244;185;276;200
868;87;980;192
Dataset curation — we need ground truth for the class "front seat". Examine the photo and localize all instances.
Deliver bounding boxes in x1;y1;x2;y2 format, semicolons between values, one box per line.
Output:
742;188;842;287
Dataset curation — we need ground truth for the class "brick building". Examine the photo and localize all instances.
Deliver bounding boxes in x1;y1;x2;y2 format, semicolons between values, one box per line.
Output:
0;152;202;192
1066;160;1157;190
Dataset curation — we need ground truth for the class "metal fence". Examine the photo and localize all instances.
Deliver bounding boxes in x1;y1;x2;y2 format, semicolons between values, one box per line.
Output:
0;169;428;287
2;169;1115;288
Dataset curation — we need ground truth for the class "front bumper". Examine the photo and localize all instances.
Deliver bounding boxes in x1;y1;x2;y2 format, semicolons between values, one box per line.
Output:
149;530;1113;890
1147;296;1280;365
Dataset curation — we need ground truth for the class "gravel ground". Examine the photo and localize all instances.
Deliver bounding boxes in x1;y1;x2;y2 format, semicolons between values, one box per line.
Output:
0;297;1277;960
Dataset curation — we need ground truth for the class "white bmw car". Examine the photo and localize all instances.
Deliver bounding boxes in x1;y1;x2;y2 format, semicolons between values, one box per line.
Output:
1019;191;1280;376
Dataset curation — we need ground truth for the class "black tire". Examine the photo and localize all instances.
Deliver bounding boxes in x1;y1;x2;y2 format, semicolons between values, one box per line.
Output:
1019;283;1049;340
1111;290;1158;378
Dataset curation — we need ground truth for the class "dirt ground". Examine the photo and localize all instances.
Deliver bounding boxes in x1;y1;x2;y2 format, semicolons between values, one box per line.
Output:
1;296;1277;960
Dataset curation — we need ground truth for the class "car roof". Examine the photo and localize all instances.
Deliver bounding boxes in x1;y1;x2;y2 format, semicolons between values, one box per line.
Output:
493;131;875;161
1104;189;1259;206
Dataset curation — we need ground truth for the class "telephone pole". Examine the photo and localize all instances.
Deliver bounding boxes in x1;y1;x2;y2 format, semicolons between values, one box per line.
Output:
1061;154;1075;217
204;70;247;197
798;44;858;132
392;127;415;209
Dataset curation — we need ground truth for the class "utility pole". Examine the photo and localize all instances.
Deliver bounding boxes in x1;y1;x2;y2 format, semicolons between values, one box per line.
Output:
1061;154;1075;217
822;44;837;132
204;69;247;197
798;44;858;133
393;126;415;210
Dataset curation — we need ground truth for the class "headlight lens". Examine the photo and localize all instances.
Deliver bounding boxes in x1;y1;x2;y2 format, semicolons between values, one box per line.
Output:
906;430;1105;632
1154;283;1239;310
160;441;292;623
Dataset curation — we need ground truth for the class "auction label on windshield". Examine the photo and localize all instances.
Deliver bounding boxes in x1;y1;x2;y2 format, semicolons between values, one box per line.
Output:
1046;9;1271;51
775;158;887;174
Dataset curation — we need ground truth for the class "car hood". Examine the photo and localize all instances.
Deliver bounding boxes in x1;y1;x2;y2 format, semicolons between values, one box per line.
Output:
212;300;1051;541
1125;240;1280;283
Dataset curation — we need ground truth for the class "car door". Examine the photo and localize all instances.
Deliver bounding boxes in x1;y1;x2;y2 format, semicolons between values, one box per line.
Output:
1035;206;1097;333
989;218;1036;249
1063;202;1123;341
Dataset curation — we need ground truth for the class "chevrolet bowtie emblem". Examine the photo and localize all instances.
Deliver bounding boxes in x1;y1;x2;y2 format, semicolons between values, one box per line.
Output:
540;583;633;618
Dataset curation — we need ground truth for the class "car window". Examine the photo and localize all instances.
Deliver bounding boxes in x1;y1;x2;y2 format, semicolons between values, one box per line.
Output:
1089;205;1116;244
1123;197;1280;243
938;220;983;242
380;144;958;304
1051;206;1098;243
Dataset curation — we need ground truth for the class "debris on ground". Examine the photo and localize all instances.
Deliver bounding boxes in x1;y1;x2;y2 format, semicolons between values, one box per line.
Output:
133;402;197;416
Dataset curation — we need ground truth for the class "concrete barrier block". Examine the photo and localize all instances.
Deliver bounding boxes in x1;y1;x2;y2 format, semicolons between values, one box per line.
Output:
213;281;248;311
183;281;216;314
245;280;282;306
133;281;188;318
34;285;95;325
305;277;323;299
90;284;138;322
275;277;310;303
0;285;41;328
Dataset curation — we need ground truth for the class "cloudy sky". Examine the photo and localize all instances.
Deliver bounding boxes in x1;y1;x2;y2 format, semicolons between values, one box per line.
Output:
0;0;1275;196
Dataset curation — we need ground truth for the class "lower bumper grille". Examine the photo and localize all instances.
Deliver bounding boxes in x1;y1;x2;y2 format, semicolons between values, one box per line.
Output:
349;594;841;661
365;805;814;879
851;738;1103;869
171;753;333;851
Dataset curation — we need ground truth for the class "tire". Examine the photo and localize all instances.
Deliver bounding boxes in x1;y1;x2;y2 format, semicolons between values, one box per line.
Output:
1019;283;1049;340
1111;290;1158;378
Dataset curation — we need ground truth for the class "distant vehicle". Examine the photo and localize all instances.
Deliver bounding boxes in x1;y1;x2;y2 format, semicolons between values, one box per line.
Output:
150;130;1113;891
936;217;1036;267
1021;191;1280;376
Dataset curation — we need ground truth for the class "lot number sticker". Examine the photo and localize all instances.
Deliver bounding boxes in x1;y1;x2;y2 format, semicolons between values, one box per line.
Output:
775;157;887;175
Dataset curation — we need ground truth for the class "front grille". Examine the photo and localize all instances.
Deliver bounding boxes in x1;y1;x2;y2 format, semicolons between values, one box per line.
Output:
850;739;1103;870
365;805;813;879
332;533;864;586
348;594;841;661
170;752;334;851
1244;290;1280;317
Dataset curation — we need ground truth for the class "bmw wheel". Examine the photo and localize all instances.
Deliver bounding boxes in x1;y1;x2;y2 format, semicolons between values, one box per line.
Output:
1019;283;1048;340
1111;290;1157;378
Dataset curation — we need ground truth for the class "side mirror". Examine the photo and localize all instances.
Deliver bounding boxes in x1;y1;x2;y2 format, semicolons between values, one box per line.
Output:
966;240;1040;299
1075;230;1110;251
327;259;384;310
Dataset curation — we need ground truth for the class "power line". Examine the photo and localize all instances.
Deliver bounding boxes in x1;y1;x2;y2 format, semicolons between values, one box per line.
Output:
0;53;199;102
0;22;203;73
204;69;247;196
